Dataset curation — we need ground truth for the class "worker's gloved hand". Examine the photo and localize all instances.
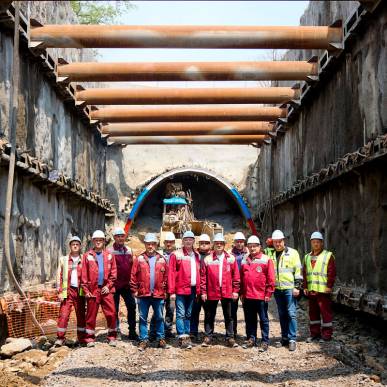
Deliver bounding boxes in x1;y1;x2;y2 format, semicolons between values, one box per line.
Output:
292;288;300;297
201;294;207;302
264;296;270;302
170;294;176;301
85;292;93;298
232;292;239;300
101;286;109;295
57;294;63;302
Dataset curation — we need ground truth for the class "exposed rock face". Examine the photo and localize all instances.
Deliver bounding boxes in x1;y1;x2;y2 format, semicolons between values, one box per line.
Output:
246;3;387;294
0;1;105;291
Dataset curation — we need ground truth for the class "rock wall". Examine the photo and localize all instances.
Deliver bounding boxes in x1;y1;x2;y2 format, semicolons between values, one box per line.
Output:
0;1;106;292
246;2;387;295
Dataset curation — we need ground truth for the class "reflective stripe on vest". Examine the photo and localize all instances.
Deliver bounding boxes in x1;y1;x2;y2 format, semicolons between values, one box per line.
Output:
271;248;301;290
305;250;332;292
61;256;84;298
61;257;69;299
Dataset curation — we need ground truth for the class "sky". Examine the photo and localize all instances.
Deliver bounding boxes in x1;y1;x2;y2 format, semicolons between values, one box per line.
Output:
98;1;309;88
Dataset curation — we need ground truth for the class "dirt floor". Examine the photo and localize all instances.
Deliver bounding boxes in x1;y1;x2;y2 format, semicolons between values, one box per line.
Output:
0;300;382;387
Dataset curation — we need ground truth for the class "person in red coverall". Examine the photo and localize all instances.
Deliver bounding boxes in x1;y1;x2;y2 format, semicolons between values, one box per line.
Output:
107;227;137;340
81;230;117;347
303;231;336;342
130;233;169;352
55;236;86;346
200;233;240;348
240;235;275;352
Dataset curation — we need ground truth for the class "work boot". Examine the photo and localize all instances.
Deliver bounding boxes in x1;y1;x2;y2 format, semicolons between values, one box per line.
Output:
275;339;289;348
258;342;269;352
242;338;255;349
108;340;117;347
54;339;64;347
202;336;211;347
158;339;170;349
185;338;193;349
306;336;320;343
288;340;296;351
86;341;95;348
227;337;238;348
138;341;148;352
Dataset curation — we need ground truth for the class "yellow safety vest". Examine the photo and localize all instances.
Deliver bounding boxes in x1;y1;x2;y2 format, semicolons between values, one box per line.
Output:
269;247;302;290
58;256;84;299
304;250;333;292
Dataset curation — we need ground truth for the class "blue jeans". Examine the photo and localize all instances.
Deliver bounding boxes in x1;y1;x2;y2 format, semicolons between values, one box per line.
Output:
175;287;196;337
274;289;298;342
138;297;165;341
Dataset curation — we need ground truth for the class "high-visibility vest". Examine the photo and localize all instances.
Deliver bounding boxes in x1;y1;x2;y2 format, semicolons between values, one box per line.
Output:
269;247;302;290
264;247;276;259
304;250;333;292
58;256;84;299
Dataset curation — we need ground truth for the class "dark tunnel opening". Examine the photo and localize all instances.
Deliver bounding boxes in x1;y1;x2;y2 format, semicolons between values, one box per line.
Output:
132;173;246;234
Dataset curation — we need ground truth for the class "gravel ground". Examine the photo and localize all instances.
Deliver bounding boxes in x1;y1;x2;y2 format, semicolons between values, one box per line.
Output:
41;300;386;387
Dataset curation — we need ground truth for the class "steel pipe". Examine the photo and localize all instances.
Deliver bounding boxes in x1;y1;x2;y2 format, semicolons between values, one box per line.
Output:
30;23;342;50
91;105;287;122
108;134;266;145
76;87;300;105
57;60;317;82
101;121;274;136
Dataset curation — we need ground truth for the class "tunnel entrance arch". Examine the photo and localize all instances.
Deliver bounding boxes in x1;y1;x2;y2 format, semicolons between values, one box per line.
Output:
124;167;256;235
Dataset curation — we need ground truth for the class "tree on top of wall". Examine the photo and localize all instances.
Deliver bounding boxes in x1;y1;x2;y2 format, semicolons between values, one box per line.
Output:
70;1;135;24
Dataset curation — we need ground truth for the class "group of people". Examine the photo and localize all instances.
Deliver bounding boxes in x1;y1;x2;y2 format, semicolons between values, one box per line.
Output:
56;227;336;352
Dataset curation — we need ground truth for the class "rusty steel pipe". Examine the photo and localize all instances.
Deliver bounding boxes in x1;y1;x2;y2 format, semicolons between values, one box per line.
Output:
101;121;274;136
30;24;342;49
57;61;317;82
76;87;300;105
91;105;286;123
108;134;266;145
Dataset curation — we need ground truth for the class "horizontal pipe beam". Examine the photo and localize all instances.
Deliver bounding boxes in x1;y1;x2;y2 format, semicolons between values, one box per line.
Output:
30;23;342;49
91;105;287;123
108;134;266;145
76;87;300;105
101;121;274;136
57;61;317;82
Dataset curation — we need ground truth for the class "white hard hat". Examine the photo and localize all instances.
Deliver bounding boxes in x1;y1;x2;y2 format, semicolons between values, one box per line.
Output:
144;233;158;243
164;231;176;241
247;235;260;245
69;236;81;244
213;233;225;243
310;231;324;240
112;227;125;236
234;232;246;241
199;234;211;242
92;230;105;239
272;230;285;240
182;231;195;239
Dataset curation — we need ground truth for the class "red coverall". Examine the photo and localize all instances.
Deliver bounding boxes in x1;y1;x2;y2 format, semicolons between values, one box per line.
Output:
81;249;117;342
303;254;336;339
57;255;86;343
